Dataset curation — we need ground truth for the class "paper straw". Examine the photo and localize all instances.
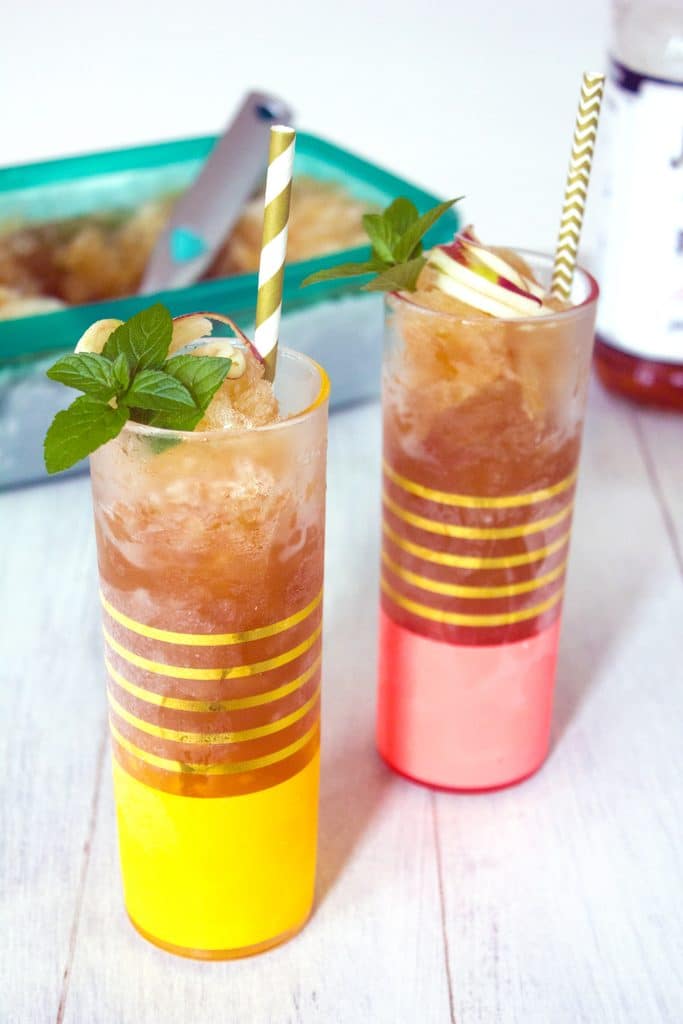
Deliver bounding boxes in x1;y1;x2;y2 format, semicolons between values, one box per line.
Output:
253;125;296;380
551;72;605;300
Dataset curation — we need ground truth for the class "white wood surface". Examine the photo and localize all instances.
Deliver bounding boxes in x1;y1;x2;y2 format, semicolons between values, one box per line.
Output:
1;381;682;1023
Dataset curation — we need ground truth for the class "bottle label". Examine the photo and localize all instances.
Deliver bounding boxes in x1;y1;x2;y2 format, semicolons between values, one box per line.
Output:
595;59;683;363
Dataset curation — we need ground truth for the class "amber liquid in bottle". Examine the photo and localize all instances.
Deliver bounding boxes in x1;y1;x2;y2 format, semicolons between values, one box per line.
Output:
594;337;683;411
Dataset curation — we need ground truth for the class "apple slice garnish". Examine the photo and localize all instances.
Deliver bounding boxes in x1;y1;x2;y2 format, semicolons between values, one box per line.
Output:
429;247;544;317
74;318;124;353
73;311;254;380
441;239;542;304
168;314;214;355
428;233;554;318
171;311;261;373
458;226;546;301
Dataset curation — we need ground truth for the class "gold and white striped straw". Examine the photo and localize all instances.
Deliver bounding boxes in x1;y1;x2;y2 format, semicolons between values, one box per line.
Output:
254;125;296;380
551;72;605;300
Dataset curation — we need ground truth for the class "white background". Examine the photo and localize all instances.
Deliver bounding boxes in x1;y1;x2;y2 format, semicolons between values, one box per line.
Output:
3;0;609;250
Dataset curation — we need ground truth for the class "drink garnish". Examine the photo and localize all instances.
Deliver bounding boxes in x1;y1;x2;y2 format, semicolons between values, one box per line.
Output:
43;303;253;473
426;228;556;317
302;196;462;292
302;192;558;317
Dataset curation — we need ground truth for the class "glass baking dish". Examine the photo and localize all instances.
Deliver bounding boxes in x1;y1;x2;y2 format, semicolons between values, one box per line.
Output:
0;132;459;488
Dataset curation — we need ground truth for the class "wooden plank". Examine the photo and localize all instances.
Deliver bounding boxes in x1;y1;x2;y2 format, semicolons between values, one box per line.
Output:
61;404;453;1024
0;474;106;1024
435;382;683;1022
10;385;679;1022
633;406;683;576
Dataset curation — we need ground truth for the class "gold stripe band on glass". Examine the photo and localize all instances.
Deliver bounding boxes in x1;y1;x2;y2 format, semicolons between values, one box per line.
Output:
381;550;567;598
381;576;564;626
383;521;572;569
383;461;577;509
107;685;320;745
105;655;321;712
100;589;322;646
383;492;573;539
110;720;319;777
103;624;322;680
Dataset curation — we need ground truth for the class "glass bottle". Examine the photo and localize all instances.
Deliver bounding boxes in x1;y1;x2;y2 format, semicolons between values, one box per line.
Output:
593;1;683;409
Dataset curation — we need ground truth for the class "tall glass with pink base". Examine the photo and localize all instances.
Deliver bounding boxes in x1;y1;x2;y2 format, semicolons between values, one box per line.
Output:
377;253;598;790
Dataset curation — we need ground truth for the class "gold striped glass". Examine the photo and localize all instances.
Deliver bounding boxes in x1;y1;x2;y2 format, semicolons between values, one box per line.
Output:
90;349;329;959
377;253;599;791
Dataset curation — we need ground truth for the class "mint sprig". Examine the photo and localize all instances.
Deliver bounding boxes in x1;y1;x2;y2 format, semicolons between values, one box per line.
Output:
302;196;462;292
43;303;233;474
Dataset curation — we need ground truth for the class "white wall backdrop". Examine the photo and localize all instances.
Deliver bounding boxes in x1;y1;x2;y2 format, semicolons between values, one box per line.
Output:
3;0;609;250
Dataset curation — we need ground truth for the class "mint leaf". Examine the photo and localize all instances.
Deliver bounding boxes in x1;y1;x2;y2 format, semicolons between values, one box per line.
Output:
46;353;118;401
363;257;427;293
393;198;463;263
362;213;399;263
362;200;422;262
300;195;461;293
102;303;172;374
302;259;387;287
151;355;232;429
382;197;420;238
113;353;130;391
164;355;232;406
123;369;197;413
44;396;129;473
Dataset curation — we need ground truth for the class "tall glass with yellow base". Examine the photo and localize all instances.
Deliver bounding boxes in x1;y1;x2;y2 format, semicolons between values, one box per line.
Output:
90;350;329;958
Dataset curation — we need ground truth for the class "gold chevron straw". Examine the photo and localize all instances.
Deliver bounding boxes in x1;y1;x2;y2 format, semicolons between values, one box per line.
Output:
254;125;296;381
551;72;605;300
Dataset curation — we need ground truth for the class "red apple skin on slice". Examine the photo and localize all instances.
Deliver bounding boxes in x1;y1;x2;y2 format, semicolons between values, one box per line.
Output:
429;246;546;317
445;227;548;301
429;227;560;317
447;233;546;300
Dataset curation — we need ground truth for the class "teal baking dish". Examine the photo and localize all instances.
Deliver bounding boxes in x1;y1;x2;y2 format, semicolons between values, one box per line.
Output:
0;132;459;488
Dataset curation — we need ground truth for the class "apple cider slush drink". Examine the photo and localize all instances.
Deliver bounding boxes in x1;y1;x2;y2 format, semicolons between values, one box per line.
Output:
44;305;329;958
303;72;604;790
377;239;598;788
305;200;597;791
42;125;331;958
